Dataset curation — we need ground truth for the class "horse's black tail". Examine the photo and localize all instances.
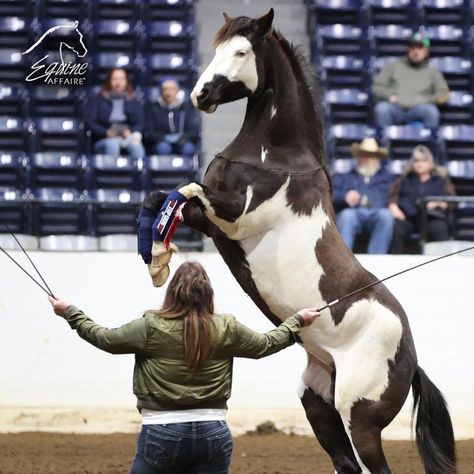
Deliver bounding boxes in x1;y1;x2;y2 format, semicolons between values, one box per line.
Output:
411;367;457;474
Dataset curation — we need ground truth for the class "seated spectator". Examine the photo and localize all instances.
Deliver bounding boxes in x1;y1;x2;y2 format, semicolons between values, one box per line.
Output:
146;79;199;156
85;68;145;159
333;138;395;254
389;145;455;254
372;32;450;129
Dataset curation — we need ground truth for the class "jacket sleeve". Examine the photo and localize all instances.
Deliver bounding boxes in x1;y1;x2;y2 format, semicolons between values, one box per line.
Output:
84;96;108;138
429;70;450;105
372;63;395;101
182;106;200;142
63;305;149;355
129;100;144;133
332;173;349;211
145;103;163;143
229;314;303;359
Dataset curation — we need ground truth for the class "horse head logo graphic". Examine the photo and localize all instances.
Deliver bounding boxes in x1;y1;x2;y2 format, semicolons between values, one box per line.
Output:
22;21;88;64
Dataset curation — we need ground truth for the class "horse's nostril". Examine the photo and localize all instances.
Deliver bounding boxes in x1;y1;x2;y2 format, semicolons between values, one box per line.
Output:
199;86;211;102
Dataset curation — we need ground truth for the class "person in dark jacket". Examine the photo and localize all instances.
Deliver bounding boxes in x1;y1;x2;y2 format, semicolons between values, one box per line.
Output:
146;79;199;156
85;68;145;159
332;138;395;254
388;145;455;253
47;261;320;474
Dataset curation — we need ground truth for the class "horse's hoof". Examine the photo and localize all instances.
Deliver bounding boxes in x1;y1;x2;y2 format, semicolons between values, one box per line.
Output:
149;264;170;287
151;242;178;268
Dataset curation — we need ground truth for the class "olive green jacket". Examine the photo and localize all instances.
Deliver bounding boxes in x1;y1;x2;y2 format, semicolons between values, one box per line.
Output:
63;306;304;412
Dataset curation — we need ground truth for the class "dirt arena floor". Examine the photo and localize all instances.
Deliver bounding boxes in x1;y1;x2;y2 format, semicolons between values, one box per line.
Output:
0;432;472;474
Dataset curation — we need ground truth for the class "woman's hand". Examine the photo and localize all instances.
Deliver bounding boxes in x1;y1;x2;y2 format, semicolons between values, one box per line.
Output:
48;296;71;317
427;201;448;210
106;128;117;138
389;203;405;221
297;307;321;327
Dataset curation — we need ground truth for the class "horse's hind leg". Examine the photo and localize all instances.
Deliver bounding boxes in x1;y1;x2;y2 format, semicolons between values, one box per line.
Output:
299;355;362;474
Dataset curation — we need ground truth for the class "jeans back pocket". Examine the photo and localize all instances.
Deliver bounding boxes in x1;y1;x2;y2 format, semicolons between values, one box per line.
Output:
144;426;183;469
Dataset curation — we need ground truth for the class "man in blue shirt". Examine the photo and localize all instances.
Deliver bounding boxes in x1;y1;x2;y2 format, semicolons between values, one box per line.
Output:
332;138;395;254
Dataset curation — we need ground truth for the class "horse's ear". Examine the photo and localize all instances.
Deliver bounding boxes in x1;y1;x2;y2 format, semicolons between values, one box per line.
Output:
72;20;78;27
255;8;274;36
223;12;232;23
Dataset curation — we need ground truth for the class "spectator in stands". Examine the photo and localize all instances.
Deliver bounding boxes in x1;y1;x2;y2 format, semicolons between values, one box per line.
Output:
146;79;199;156
389;145;455;253
48;261;319;474
333;138;395;254
85;68;145;159
372;32;450;129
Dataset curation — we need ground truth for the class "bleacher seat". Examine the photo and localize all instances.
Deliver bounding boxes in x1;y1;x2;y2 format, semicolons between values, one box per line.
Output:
453;201;474;241
0;0;34;19
440;125;474;162
92;52;142;85
0;17;32;50
142;155;198;193
86;154;140;191
89;188;141;236
370;25;412;57
145;0;194;22
0;49;28;83
325;89;369;124
0;152;27;189
0;116;30;152
326;124;372;161
93;20;141;53
311;0;365;26
146;20;195;54
429;57;472;92
446;160;474;196
0;84;27;116
439;91;473;125
420;0;468;27
426;25;466;58
318;56;368;90
0;186;31;234
147;53;194;87
313;25;365;58
30;86;80;118
34;117;83;152
39;0;87;21
31;187;89;236
92;0;141;21
385;126;435;162
30;152;84;190
330;158;356;174
367;0;416;27
387;158;410;175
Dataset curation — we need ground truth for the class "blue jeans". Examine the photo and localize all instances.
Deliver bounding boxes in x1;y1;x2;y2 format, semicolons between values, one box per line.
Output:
155;141;196;156
94;137;145;159
130;421;233;474
336;207;394;254
374;101;440;128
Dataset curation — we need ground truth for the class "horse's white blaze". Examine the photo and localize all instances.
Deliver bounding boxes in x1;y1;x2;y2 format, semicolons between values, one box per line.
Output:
191;36;258;108
270;105;277;118
261;146;268;163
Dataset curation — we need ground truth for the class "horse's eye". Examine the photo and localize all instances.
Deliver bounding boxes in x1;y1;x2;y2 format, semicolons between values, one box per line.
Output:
235;50;247;58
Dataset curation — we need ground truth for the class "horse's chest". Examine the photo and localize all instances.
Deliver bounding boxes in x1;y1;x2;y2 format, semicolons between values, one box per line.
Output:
239;202;331;320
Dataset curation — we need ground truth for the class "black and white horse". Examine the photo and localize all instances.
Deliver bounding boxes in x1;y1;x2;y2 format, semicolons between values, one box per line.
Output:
145;10;456;473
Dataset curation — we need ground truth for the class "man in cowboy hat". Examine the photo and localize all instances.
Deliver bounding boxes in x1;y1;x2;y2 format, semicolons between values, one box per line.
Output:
332;137;395;254
372;31;449;129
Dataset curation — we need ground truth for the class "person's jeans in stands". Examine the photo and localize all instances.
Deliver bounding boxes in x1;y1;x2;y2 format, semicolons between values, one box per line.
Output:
374;101;440;128
155;141;196;156
130;421;233;474
336;207;394;254
94;137;145;160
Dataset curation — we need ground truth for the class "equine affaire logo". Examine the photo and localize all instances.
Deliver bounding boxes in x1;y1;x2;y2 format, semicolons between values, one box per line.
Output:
21;21;88;85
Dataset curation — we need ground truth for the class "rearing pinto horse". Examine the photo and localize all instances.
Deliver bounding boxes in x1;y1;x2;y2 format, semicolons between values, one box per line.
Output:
144;10;456;473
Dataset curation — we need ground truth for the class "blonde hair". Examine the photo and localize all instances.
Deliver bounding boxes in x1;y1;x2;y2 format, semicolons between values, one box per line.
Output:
411;145;434;163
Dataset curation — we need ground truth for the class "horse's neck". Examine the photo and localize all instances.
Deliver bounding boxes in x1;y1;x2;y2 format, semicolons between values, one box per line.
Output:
224;40;323;166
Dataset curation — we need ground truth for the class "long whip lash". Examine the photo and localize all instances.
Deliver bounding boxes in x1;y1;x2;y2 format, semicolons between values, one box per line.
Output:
0;223;56;298
318;245;474;311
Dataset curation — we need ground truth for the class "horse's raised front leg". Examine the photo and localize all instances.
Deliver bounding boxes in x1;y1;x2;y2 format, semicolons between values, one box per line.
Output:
179;182;250;240
299;354;362;474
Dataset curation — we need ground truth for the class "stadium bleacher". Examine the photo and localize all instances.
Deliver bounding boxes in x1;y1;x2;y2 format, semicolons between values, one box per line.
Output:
0;0;201;250
0;0;473;250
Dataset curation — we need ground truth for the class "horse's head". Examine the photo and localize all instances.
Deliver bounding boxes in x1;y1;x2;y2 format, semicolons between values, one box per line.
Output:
64;21;88;58
191;9;274;113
